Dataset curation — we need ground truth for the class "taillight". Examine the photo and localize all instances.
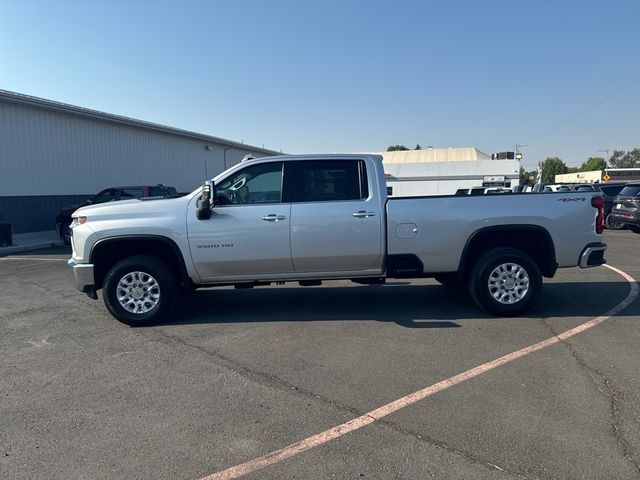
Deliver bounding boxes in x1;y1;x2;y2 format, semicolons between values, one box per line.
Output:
592;196;604;234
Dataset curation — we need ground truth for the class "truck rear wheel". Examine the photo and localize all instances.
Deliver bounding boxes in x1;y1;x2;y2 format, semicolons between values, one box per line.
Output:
102;255;177;326
468;248;541;316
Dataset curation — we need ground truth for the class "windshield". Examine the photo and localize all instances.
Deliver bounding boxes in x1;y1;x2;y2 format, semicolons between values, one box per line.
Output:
93;189;117;204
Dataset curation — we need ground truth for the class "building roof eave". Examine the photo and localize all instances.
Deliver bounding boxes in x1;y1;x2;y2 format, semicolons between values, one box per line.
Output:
0;89;281;156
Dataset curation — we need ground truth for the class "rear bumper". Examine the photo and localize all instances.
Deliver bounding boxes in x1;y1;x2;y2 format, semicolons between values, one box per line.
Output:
579;242;607;268
610;210;640;226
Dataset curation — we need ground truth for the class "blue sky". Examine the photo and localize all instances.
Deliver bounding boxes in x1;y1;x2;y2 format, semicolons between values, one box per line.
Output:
1;0;639;169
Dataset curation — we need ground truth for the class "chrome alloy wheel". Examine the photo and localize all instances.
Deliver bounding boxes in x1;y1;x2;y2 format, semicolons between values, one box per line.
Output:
487;262;529;305
116;271;161;314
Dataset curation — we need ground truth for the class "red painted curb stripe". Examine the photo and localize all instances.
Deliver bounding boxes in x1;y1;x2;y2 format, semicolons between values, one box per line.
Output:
201;264;638;480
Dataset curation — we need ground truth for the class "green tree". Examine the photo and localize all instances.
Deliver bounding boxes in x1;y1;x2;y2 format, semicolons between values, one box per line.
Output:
567;166;579;174
387;144;410;151
415;144;422;150
608;150;626;168
539;157;568;183
519;166;538;186
579;157;606;172
609;148;640;168
519;166;527;185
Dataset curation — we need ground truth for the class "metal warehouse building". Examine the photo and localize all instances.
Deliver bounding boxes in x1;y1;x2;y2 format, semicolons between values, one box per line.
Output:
0;89;279;234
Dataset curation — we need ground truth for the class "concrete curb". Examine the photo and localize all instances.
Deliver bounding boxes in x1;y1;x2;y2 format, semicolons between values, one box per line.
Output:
0;239;66;256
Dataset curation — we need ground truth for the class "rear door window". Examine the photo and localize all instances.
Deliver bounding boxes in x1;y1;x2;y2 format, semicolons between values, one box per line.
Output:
285;160;368;202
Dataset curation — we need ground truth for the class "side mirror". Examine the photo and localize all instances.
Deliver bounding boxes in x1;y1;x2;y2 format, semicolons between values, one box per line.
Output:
196;180;214;220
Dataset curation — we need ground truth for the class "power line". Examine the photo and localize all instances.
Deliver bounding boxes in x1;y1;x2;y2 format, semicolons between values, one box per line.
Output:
522;71;640;145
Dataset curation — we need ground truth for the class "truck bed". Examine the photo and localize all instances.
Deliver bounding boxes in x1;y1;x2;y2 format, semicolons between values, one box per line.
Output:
386;192;598;274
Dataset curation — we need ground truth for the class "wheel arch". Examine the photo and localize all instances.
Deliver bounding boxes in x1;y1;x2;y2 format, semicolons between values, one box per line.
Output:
459;225;557;278
90;235;190;290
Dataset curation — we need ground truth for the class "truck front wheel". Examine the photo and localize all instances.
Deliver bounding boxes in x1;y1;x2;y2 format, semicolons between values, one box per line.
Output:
102;255;177;326
468;248;541;316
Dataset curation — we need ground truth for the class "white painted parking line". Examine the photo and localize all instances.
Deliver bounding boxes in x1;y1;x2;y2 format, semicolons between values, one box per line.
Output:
200;264;638;480
0;257;67;261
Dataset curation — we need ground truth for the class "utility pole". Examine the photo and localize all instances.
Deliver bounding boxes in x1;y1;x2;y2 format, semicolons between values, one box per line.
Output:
597;149;610;166
515;144;528;161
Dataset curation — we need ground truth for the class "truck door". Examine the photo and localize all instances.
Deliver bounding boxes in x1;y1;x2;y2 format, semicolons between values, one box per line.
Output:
187;161;293;280
286;159;384;275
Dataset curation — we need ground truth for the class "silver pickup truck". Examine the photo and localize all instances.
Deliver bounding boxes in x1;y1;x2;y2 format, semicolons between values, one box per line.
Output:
68;154;607;326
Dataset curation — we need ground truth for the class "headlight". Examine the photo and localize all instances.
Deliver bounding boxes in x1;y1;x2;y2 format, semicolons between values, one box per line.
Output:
71;216;88;226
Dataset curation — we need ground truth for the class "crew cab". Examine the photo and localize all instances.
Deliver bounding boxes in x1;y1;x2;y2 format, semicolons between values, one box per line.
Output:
68;154;607;326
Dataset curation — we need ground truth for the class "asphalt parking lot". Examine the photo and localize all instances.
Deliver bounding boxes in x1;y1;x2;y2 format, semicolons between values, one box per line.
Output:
1;230;640;480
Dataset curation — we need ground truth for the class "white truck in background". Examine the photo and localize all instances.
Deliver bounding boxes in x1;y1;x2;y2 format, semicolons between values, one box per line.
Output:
68;154;607;326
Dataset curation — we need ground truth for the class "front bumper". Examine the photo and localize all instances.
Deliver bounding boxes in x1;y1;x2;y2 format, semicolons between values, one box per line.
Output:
579;242;607;268
68;258;95;293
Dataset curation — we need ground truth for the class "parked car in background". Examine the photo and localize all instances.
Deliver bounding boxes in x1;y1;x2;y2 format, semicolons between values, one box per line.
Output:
543;184;572;192
484;187;513;195
454;186;512;196
571;184;598;192
597;182;628;230
55;185;179;244
455;187;485;196
610;182;640;233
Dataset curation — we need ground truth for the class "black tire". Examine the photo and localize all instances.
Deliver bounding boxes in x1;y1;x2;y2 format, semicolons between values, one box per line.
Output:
467;248;542;316
58;223;71;245
605;213;625;230
434;273;462;288
102;255;177;326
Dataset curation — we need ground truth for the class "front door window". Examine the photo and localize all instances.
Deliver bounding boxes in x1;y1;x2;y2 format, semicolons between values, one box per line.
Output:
216;162;283;205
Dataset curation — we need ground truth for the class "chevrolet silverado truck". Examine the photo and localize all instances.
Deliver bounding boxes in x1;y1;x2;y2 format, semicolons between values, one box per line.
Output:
68;154;607;326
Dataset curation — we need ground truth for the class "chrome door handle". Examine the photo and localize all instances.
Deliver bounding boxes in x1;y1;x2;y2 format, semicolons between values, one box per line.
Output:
352;211;376;218
262;214;286;222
